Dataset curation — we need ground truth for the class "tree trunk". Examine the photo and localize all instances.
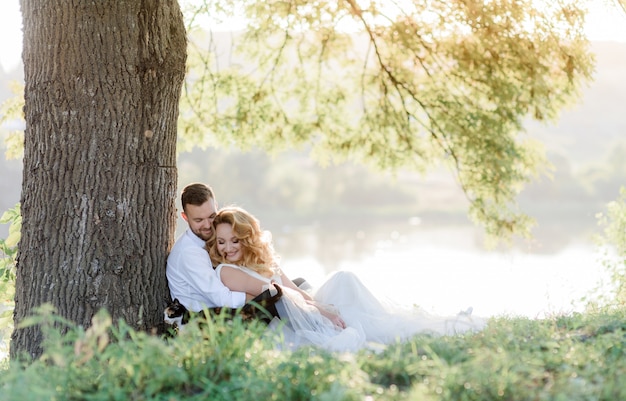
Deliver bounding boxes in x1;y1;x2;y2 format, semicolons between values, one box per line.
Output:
11;0;186;359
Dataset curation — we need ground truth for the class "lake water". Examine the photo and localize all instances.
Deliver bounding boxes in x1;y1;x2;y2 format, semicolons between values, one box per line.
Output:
269;222;614;319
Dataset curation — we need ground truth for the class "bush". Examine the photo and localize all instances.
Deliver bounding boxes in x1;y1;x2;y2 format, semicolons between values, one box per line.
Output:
3;305;626;400
0;306;370;401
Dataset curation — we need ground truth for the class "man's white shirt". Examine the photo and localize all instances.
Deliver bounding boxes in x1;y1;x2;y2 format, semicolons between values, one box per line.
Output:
166;229;246;311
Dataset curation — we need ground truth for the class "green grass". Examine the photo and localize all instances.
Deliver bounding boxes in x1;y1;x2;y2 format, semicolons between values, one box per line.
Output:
1;306;625;401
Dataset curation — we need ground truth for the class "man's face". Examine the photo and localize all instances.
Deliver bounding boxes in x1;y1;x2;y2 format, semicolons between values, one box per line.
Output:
182;198;218;241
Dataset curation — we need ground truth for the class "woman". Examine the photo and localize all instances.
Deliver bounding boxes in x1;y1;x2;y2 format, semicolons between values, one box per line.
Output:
207;206;485;351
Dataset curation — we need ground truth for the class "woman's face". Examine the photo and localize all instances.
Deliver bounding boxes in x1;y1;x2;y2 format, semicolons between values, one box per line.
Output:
215;222;242;263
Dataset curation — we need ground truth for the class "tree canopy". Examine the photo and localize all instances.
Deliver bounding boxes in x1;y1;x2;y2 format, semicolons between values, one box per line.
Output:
2;0;614;242
177;0;596;243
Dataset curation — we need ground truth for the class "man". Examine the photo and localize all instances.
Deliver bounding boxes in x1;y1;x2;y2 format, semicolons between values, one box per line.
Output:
166;183;268;311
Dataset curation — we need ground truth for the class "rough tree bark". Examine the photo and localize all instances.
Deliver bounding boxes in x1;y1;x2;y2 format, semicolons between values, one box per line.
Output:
11;0;187;359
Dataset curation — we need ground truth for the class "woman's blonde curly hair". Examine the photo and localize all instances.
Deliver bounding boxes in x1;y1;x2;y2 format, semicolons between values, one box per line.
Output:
207;206;279;277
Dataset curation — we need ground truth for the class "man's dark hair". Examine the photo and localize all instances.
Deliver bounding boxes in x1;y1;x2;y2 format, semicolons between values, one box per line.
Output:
181;183;215;211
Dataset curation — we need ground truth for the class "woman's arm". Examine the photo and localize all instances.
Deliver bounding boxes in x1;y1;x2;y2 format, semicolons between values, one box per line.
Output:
278;270;346;329
218;265;269;298
278;270;314;301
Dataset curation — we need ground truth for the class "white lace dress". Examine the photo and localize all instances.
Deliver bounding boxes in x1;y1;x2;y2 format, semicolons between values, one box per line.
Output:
215;264;485;352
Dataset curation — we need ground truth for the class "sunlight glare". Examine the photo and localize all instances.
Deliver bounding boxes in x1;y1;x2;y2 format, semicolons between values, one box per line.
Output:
0;0;22;72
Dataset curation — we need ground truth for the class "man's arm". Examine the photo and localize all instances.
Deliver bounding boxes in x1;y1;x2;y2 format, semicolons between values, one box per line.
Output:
179;247;247;308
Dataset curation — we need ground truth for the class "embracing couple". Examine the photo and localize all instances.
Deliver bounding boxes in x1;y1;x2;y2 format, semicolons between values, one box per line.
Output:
166;183;485;351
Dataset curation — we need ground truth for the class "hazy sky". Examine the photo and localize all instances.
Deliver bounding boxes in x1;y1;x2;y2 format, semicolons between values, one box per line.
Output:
0;1;625;72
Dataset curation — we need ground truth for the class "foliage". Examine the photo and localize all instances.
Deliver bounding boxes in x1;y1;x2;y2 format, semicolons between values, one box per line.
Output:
0;86;24;361
0;204;19;363
0;203;20;283
0;80;25;160
179;0;596;244
590;187;626;307
598;188;626;258
2;305;626;400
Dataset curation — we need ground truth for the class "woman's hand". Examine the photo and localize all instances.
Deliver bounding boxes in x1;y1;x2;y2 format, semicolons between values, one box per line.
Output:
327;313;346;329
308;301;346;329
